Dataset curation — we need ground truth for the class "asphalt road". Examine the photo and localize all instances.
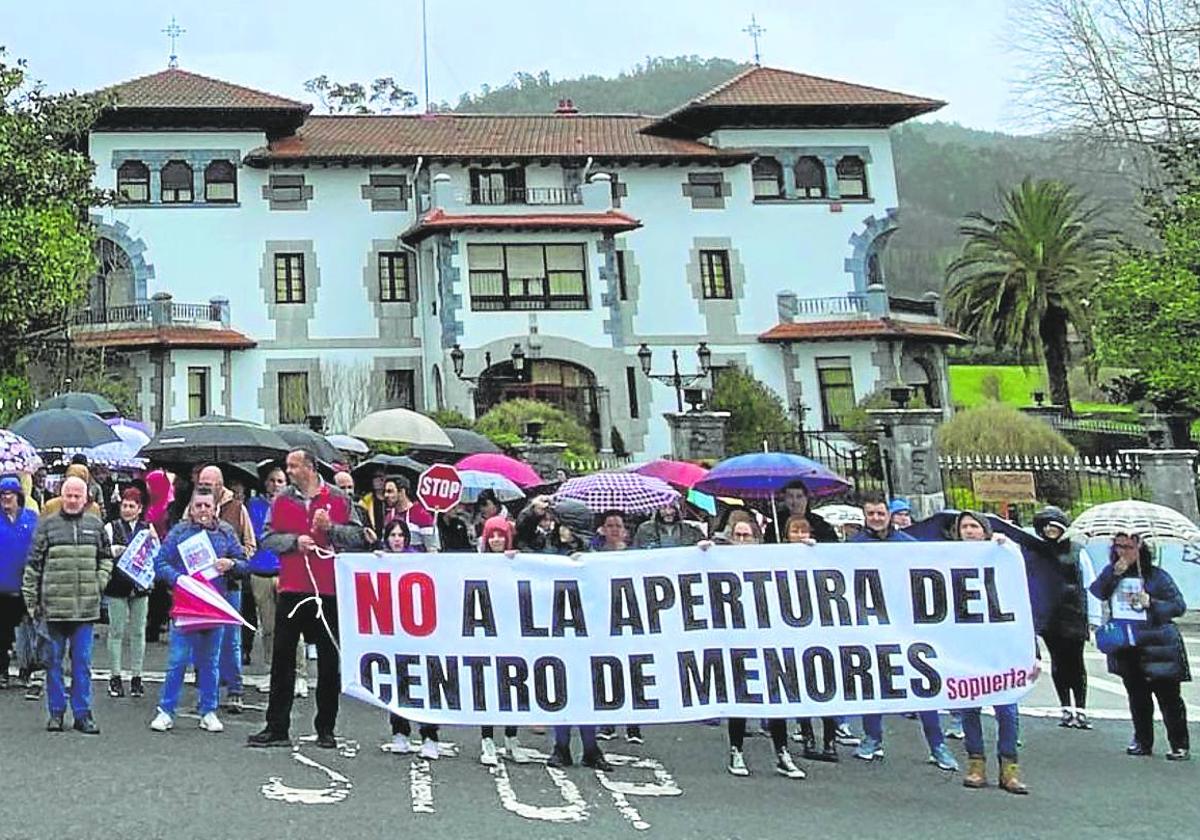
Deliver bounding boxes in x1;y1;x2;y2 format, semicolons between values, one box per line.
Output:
2;631;1198;840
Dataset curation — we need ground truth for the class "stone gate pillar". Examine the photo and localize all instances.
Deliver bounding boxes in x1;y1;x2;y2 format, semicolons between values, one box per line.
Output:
1122;449;1200;523
664;411;730;462
867;408;945;519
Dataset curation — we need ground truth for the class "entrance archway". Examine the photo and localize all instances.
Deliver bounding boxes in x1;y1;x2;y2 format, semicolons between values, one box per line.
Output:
475;359;599;446
88;238;136;313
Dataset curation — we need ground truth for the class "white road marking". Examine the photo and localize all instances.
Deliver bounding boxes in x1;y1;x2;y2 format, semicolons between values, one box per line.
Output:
410;759;436;813
592;753;683;832
489;748;589;824
261;745;352;805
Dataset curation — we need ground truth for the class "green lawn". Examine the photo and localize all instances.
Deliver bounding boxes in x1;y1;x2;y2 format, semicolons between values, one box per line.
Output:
948;365;1137;416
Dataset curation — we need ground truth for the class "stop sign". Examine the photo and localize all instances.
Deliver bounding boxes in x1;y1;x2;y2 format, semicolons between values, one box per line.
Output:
416;463;464;513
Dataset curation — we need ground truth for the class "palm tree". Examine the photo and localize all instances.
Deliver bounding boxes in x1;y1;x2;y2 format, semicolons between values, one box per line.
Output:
945;179;1119;415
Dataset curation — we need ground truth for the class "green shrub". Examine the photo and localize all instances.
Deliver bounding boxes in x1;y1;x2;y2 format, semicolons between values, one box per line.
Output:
937;402;1076;457
475;398;596;458
979;371;1002;402
425;409;474;431
709;366;792;455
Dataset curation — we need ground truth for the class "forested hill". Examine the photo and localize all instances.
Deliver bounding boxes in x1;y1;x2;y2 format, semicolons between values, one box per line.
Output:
452;57;1144;296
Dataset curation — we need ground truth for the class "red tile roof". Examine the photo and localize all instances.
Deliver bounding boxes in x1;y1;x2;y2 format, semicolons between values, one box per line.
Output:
758;318;969;344
71;326;257;350
247;114;747;163
402;208;642;243
678;66;945;111
100;68;309;112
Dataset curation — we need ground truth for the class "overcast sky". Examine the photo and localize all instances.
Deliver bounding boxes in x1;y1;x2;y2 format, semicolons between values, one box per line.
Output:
3;0;1027;131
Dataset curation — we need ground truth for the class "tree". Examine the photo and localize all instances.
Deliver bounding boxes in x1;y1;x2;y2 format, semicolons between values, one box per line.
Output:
944;179;1119;414
0;48;108;358
1094;145;1200;409
936;402;1076;457
474;399;595;458
303;75;418;114
708;366;792;456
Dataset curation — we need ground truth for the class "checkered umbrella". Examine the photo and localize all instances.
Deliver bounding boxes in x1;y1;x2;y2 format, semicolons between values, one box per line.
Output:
0;429;43;474
554;472;679;515
1066;500;1200;545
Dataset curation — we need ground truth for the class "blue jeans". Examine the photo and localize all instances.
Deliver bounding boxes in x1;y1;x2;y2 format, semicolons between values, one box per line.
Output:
218;589;244;695
45;621;94;717
554;725;599;754
862;710;945;750
962;704;1020;759
159;624;220;716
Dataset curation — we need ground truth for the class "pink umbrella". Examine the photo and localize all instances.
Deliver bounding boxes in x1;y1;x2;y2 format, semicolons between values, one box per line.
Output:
170;575;255;632
456;453;544;489
631;459;709;489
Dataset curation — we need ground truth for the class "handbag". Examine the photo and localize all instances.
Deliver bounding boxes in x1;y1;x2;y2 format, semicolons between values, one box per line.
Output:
1095;619;1137;654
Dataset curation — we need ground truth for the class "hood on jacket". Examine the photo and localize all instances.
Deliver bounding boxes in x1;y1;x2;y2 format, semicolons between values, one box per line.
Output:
145;470;174;523
64;463;91;485
1033;506;1070;540
481;515;514;551
551;498;594;537
953;510;994;541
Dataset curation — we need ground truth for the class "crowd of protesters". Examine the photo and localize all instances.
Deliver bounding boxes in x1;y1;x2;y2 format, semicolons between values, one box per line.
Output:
0;450;1191;791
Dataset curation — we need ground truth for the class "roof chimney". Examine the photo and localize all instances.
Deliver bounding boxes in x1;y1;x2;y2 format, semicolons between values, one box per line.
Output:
555;98;579;115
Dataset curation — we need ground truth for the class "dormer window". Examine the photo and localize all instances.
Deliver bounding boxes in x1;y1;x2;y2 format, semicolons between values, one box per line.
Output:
161;160;194;203
204;160;237;203
794;156;828;199
836;155;868;199
751;157;784;199
116;160;150;204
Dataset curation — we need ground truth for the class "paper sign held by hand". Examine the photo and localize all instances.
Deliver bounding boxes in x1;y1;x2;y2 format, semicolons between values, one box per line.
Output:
117;528;159;590
179;530;220;580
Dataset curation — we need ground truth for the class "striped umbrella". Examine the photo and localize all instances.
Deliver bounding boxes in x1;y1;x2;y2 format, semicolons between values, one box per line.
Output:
554;472;679;515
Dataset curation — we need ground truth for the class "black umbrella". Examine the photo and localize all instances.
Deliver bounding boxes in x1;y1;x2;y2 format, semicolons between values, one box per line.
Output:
351;453;426;481
410;427;502;462
140;415;290;465
11;408;120;450
273;425;342;465
40;391;120;419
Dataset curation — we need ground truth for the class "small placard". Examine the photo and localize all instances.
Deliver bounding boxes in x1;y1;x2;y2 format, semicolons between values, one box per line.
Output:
971;470;1037;503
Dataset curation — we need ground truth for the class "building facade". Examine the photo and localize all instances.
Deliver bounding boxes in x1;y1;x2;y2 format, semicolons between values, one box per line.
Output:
77;65;965;456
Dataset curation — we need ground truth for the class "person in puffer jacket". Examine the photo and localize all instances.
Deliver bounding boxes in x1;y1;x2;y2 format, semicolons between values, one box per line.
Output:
1089;531;1190;760
148;490;247;736
22;475;111;735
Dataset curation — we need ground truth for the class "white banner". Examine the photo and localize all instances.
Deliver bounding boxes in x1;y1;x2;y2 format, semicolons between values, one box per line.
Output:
336;542;1037;725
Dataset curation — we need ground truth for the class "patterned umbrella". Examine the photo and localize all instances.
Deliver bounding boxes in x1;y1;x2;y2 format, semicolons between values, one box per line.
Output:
73;440;146;471
813;503;864;528
1067;500;1200;545
456;453;544;489
459;469;525;504
694;452;851;500
0;429;43;474
554;472;679;514
630;458;709;489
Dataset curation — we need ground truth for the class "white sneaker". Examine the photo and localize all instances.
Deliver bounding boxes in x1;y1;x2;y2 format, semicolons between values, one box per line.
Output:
727;747;749;777
775;749;806;780
149;709;174;732
505;735;528;763
294;677;309;698
199;712;224;733
391;733;412;754
480;736;499;766
420;737;440;760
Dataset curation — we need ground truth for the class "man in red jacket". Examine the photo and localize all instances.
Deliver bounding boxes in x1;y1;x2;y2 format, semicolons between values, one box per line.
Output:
247;449;368;749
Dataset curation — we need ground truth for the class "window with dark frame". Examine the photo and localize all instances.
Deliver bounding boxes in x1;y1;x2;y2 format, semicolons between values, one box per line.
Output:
699;249;732;300
187;367;210;419
269;174;305;203
384;369;416;409
687;172;723;200
160;160;194;203
794;156;828;199
204;160;237;203
277;372;309;425
274;253;305;304
615;250;629;301
751;157;784;198
467;243;588;311
470;168;524;204
817;358;856;430
116;160;150;203
370;174;407;203
626;366;640;419
835;155;868;199
378;251;412;302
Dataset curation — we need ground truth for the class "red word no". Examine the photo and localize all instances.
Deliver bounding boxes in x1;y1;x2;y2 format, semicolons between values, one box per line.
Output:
355;571;437;637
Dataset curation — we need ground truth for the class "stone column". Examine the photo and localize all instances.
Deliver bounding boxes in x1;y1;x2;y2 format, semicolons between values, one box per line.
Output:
596;387;614;454
1122;449;1200;523
1140;412;1195;449
867;408;945;518
664;411;730;462
511;442;569;482
150;292;173;327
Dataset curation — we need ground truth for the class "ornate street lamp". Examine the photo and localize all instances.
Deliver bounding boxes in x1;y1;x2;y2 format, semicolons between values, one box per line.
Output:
451;343;529;383
636;342;714;412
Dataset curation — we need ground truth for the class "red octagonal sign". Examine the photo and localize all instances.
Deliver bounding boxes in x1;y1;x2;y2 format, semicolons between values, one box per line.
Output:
416;463;463;513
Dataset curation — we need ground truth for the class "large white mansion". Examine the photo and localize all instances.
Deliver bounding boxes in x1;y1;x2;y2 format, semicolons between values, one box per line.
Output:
77;64;966;457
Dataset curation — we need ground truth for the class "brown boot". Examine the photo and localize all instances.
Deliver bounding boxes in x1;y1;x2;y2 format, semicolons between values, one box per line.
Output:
999;757;1029;795
962;754;987;788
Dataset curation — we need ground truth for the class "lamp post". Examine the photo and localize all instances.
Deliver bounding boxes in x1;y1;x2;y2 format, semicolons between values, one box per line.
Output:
636;342;713;412
450;342;528;383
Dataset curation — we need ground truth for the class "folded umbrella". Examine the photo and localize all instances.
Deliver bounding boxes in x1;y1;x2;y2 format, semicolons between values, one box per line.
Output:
171;574;255;632
11;408;120;450
350;408;452;448
554;472;679;515
694;452;851;500
456;453;543;489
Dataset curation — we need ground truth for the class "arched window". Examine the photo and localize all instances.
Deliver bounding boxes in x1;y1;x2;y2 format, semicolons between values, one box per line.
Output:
751;157;783;198
794;156;827;199
836;155;868;199
204;160;237;203
160;160;194;203
116;160;150;203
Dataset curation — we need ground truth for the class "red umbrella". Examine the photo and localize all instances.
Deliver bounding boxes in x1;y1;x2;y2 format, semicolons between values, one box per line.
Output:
631;458;709;489
456;453;543;489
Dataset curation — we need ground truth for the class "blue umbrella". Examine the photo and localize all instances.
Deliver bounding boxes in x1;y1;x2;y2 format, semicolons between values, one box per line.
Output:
459;469;525;504
693;452;851;500
904;510;1060;634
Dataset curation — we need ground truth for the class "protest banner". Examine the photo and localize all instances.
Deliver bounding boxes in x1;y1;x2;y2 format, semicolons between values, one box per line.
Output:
336;542;1037;725
116;527;159;590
